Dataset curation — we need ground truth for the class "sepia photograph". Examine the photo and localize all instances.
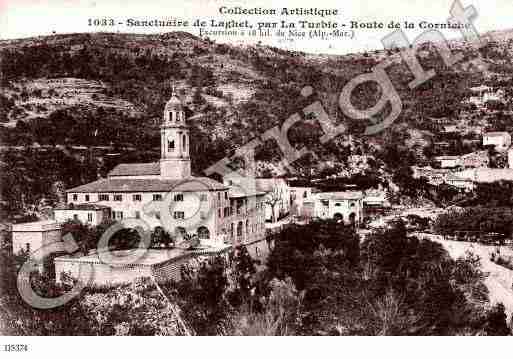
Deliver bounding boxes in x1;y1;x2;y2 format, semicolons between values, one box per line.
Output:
0;0;513;350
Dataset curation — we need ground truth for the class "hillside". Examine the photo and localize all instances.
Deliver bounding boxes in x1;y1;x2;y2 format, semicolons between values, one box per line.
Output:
1;30;513;216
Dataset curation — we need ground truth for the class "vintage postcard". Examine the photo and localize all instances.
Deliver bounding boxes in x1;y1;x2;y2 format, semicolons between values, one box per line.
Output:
0;0;512;351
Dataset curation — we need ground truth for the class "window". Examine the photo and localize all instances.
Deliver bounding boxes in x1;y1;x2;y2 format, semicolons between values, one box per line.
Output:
173;193;183;201
218;208;222;218
173;211;185;219
155;212;161;220
113;211;123;220
334;203;342;207
218;192;221;201
87;213;93;222
168;139;175;152
85;195;90;201
135;211;141;219
114;194;123;201
225;191;228;200
133;194;142;201
99;194;109;201
73;214;79;221
153;194;163;201
183;134;186;151
200;193;208;202
72;194;78;201
224;207;230;217
303;191;308;198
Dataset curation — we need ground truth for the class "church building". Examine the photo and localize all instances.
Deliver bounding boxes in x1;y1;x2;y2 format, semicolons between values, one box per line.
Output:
60;91;268;250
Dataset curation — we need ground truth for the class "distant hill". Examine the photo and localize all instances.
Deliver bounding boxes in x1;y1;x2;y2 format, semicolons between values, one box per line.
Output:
1;30;513;176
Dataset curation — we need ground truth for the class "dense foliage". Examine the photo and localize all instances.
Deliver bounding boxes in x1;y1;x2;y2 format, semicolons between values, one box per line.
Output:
0;220;511;335
433;207;513;237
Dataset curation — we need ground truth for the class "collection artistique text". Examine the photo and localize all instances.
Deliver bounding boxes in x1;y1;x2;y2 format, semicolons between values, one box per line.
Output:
218;7;339;17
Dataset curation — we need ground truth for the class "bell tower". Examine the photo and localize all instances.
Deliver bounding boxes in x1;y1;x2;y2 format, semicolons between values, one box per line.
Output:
160;89;191;179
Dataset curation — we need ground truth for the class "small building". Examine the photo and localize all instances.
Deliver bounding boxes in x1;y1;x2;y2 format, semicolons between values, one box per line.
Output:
314;191;364;226
363;189;390;208
11;220;62;272
54;203;111;226
483;132;511;151
434;155;461;169
54;247;231;286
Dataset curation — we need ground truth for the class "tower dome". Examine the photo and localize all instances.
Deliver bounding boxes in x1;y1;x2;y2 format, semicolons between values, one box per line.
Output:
163;88;186;125
164;91;184;112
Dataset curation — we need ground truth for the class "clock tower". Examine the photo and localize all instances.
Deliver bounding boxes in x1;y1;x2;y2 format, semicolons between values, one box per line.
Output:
160;90;191;179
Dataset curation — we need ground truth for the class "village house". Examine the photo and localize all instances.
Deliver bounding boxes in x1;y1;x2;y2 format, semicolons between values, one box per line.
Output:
311;191;364;226
482;131;511;151
11;220;62;272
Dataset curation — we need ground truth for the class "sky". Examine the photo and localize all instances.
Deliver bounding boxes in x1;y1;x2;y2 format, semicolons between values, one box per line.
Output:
1;0;512;54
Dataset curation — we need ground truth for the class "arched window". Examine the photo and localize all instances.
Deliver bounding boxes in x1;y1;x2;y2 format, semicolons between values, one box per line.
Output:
197;226;210;240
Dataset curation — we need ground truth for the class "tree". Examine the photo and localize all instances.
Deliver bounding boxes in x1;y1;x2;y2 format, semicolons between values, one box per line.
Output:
265;186;283;223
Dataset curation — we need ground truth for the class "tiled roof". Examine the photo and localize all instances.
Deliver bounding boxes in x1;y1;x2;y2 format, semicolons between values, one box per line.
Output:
483;132;510;138
12;220;61;232
67;177;227;193
54;203;110;211
228;187;266;198
108;162;160;177
317;191;364;200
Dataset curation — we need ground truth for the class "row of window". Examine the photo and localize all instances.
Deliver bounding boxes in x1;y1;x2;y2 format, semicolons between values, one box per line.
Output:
110;210;186;221
73;193;210;202
221;221;265;238
217;202;265;219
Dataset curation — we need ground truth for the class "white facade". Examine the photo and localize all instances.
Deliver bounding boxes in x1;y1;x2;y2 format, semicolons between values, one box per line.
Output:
313;192;364;226
11;220;62;272
54;204;110;226
483;132;511;150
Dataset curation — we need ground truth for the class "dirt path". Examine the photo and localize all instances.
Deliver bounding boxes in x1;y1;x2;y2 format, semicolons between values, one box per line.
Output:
417;233;513;317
